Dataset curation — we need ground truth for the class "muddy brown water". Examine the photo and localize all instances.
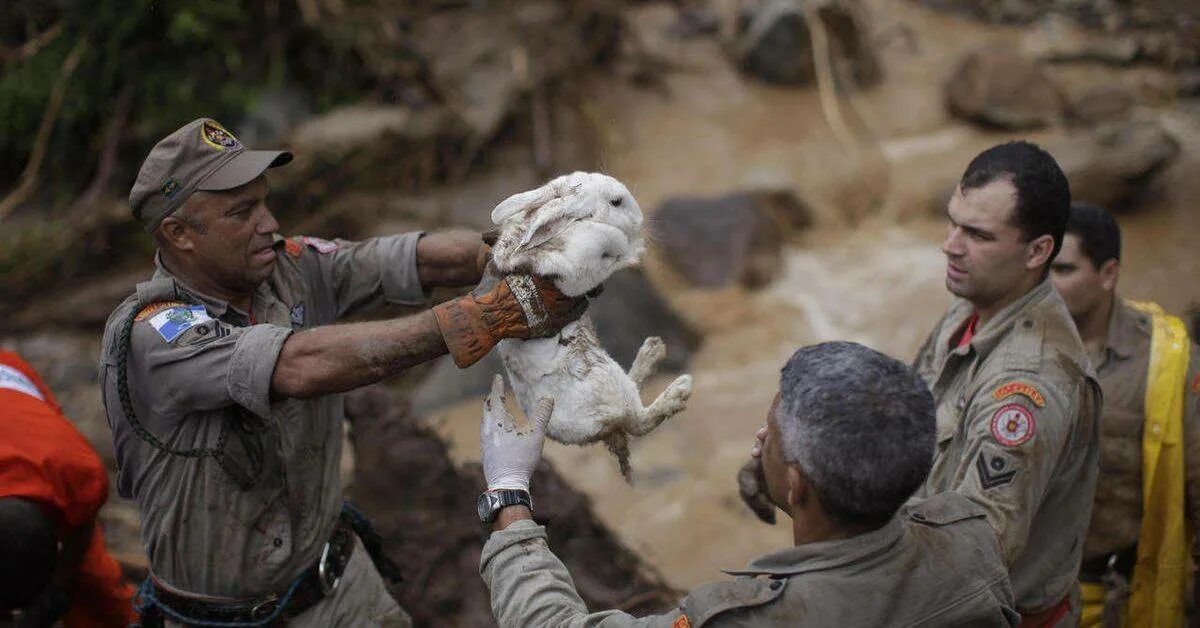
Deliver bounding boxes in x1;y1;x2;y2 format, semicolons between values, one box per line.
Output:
427;0;1200;591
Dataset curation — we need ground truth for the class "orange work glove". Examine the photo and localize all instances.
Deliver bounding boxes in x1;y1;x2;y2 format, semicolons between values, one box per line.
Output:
433;266;587;368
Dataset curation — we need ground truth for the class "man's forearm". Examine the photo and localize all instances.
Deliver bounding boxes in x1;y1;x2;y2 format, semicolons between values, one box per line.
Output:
417;230;485;290
271;310;447;399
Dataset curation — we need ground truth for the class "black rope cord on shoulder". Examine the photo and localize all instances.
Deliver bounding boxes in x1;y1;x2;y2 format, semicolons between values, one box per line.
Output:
116;294;260;490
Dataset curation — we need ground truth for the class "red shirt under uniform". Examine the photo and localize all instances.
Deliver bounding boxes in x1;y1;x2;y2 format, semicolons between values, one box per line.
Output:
0;350;135;627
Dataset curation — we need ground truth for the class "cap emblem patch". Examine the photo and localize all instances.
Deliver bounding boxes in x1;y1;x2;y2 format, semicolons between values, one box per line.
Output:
200;120;240;151
161;178;181;199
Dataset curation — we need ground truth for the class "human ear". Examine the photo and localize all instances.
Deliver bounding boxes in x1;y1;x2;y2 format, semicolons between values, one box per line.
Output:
1099;259;1119;292
786;466;808;509
1026;234;1055;271
158;216;197;252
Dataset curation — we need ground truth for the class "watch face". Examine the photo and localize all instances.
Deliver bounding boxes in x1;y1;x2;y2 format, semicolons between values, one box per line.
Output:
477;493;493;523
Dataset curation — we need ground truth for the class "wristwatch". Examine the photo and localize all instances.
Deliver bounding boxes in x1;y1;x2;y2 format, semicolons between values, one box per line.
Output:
477;489;533;524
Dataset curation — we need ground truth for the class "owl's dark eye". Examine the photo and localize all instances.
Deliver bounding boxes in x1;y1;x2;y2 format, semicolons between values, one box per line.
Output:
610;197;623;207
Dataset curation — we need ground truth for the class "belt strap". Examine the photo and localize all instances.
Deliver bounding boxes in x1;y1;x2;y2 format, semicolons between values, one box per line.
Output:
134;522;354;627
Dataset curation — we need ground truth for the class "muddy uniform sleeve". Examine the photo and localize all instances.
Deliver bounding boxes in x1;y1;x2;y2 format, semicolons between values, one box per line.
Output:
480;520;685;628
291;233;426;320
1184;343;1200;562
948;375;1077;564
129;305;291;420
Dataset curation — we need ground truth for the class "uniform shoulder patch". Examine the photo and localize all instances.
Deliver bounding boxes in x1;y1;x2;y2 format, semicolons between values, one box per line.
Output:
147;305;212;343
284;237;304;258
135;300;188;322
990;403;1035;447
177;319;231;347
0;364;45;401
672;615;691;628
992;381;1045;407
976;451;1017;489
300;236;338;254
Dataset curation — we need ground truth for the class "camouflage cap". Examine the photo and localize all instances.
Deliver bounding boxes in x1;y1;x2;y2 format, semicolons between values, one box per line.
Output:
129;118;292;231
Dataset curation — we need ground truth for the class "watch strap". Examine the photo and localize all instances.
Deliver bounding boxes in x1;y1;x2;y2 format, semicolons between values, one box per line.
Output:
480;489;532;523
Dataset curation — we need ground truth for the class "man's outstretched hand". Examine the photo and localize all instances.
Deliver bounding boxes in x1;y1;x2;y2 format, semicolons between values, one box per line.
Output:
480;374;553;492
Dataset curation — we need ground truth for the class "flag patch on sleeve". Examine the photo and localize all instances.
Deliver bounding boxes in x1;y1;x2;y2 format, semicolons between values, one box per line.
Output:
148;305;212;343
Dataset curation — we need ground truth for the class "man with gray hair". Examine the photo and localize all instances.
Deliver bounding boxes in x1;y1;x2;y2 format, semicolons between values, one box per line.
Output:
475;341;1018;626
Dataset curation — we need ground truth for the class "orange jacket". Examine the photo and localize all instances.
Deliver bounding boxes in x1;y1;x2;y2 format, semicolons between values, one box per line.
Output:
0;350;135;627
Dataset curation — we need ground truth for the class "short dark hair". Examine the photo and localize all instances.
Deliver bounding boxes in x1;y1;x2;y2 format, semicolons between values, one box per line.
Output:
1066;202;1121;269
960;141;1071;264
0;498;57;610
776;342;936;528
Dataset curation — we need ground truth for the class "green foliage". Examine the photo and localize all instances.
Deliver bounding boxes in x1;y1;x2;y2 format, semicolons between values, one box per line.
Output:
0;0;372;205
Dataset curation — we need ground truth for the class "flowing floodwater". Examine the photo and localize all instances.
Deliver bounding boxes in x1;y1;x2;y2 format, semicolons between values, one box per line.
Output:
430;0;1200;589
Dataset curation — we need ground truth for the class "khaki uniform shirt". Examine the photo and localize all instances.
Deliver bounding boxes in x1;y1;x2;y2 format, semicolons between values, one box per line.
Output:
480;493;1018;627
99;233;425;597
1081;298;1200;563
912;279;1102;614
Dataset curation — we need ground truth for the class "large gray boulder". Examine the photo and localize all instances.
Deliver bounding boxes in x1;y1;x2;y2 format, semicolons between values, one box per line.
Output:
945;44;1067;129
653;190;812;290
1050;118;1181;210
734;0;880;87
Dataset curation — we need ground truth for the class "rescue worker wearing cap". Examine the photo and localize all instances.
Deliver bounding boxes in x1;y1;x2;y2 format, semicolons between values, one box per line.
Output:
0;350;136;627
731;141;1101;626
99;118;586;626
478;342;1018;627
1050;202;1200;627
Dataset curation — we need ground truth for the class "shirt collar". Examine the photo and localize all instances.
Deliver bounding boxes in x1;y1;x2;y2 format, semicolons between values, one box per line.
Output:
722;516;904;578
952;278;1058;359
1104;297;1149;361
152;250;266;323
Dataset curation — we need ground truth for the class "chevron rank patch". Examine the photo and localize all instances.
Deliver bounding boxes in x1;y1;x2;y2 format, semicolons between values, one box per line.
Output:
992;381;1045;407
976;451;1017;489
0;364;45;401
148;305;212;343
991;403;1035;447
301;236;338;254
135;300;187;322
672;616;690;628
178;319;231;347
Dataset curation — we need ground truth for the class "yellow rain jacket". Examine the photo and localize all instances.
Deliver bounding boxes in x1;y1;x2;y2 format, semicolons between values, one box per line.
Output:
1081;301;1193;627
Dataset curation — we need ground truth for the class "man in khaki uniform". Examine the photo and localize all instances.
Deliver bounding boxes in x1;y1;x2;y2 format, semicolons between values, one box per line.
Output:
99;118;586;626
1050;202;1200;625
910;141;1102;626
476;342;1019;626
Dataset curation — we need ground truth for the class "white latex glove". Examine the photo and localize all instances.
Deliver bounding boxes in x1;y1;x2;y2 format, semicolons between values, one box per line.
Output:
480;374;553;492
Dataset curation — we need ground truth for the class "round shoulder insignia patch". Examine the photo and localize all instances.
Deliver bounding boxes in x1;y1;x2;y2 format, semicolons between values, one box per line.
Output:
991;403;1035;447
